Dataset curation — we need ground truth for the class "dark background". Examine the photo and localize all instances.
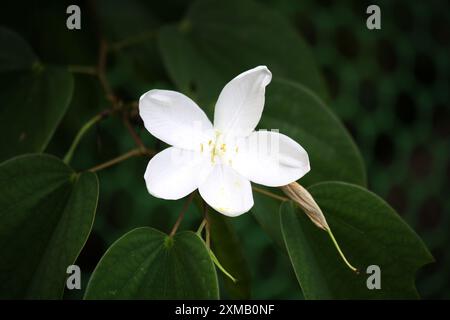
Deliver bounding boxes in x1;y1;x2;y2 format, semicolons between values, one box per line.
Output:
1;0;448;298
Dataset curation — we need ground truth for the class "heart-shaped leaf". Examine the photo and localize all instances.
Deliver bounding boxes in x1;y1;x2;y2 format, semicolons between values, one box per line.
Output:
280;181;433;299
158;0;327;113
84;227;219;299
0;154;98;299
0;27;73;161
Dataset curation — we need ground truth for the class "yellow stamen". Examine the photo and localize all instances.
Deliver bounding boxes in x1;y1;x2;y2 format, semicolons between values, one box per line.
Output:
211;147;216;163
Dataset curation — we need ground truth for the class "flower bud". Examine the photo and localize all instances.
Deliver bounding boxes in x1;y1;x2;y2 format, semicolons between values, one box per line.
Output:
281;182;329;231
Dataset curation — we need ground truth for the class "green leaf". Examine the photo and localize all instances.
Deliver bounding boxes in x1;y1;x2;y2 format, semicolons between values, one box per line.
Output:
84;227;219;299
263;79;366;187
0;27;74;161
280;181;434;299
0;154;98;299
0;26;37;72
158;0;327;113
251;190;287;250
209;212;252;299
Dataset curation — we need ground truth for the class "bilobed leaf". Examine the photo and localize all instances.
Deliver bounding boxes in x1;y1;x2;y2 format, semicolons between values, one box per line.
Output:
84;227;219;299
209;212;252;299
158;0;327;114
280;181;434;299
0;27;74;161
0;154;98;299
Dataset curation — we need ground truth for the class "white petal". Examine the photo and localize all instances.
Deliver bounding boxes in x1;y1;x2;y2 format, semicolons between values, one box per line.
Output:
213;66;272;137
139;89;213;150
233;131;310;187
198;165;253;217
144;147;212;200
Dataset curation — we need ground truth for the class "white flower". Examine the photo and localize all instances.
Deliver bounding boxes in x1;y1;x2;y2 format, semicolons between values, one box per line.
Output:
139;66;310;217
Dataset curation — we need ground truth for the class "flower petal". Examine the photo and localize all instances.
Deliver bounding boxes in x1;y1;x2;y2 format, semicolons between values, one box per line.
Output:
144;147;212;200
198;165;253;217
139;89;213;150
213;66;272;137
233;130;310;187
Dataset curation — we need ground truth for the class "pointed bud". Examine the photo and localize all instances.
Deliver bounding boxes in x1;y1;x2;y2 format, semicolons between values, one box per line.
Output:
281;182;329;231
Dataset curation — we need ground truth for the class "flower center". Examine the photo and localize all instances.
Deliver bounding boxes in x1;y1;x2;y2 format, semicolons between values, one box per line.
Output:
200;131;238;166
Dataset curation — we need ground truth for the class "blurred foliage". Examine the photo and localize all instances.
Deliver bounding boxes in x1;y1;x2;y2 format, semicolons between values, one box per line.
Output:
0;0;448;299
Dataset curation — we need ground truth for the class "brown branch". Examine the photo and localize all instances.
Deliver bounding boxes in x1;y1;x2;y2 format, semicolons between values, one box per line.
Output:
252;186;289;202
88;148;154;173
123;114;146;151
68;65;98;76
109;30;156;51
97;39;119;107
169;193;195;237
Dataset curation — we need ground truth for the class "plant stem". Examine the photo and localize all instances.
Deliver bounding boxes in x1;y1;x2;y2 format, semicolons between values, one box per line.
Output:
67;65;98;76
123;115;146;151
110;30;155;51
205;213;211;249
88;148;149;173
196;219;207;235
63;113;107;164
327;228;359;273
97;39;119;107
253;186;289;202
169;193;195;237
208;249;237;283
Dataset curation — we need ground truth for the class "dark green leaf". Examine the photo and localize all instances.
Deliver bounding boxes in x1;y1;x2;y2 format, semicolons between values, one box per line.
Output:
0;27;74;161
158;0;327;113
209;212;251;299
280;181;433;299
0;26;37;72
251;189;286;250
263;79;366;187
0;154;98;299
84;227;219;299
